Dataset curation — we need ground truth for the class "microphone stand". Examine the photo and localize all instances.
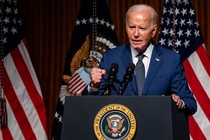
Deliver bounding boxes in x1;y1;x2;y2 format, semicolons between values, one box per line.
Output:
117;63;135;95
117;82;123;95
108;80;117;95
107;76;120;95
117;77;131;95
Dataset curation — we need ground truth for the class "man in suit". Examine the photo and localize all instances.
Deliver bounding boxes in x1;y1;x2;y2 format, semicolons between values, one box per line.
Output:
85;4;197;115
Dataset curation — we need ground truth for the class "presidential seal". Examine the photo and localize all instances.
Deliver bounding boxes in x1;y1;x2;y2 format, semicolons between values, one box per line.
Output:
93;104;136;140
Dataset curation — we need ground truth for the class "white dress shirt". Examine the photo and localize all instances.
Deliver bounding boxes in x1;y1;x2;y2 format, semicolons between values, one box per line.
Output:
130;44;154;78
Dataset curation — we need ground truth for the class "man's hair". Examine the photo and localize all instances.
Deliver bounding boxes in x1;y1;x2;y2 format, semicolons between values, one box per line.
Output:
125;4;158;26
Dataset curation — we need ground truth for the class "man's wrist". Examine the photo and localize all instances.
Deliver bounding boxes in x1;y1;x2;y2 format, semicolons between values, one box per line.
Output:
90;81;100;88
87;84;99;92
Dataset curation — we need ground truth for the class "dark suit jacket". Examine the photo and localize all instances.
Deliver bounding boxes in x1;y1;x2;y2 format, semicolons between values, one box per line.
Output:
96;43;197;115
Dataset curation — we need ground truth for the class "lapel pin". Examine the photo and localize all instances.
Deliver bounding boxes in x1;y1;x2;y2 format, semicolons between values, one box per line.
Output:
155;58;160;61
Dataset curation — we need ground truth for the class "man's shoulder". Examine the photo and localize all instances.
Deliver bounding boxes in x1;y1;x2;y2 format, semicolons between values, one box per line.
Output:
105;44;130;54
155;44;179;56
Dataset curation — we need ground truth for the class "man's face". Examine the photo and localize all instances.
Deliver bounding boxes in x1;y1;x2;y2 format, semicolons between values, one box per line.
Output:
126;11;157;52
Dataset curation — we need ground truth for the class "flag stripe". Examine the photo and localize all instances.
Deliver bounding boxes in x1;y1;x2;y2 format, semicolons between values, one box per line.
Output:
183;60;210;121
0;101;16;140
69;77;85;90
191;96;210;139
21;38;42;95
69;74;81;86
1;126;13;140
3;59;36;139
196;45;210;76
70;83;86;94
3;99;24;140
189;116;206;140
69;81;86;93
188;50;210;98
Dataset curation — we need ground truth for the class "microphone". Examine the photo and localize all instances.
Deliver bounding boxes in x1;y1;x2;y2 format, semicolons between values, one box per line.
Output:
106;63;119;95
118;63;135;95
108;63;118;85
123;63;135;84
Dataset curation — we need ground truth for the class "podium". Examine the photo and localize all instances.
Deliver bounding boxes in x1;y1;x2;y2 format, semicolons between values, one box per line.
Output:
61;96;189;140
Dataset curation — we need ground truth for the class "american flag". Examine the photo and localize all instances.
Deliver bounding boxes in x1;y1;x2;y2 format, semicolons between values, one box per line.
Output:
52;0;119;139
158;0;210;139
0;0;48;139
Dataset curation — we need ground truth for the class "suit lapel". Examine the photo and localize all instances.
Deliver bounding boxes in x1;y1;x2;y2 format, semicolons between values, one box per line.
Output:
120;45;138;95
143;45;163;95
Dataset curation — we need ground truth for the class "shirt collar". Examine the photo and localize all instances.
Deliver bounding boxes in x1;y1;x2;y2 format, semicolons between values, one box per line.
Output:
130;43;154;59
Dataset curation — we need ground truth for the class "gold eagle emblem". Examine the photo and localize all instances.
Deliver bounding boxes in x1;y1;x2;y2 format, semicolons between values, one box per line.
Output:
107;115;125;135
63;35;92;84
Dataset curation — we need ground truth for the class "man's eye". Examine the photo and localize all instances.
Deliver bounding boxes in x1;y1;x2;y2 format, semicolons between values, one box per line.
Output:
139;27;146;30
129;26;135;29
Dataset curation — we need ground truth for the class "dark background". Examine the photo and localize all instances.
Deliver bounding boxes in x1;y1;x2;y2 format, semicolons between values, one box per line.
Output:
17;0;210;138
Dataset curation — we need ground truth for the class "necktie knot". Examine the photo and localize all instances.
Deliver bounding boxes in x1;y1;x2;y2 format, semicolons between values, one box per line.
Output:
137;54;144;61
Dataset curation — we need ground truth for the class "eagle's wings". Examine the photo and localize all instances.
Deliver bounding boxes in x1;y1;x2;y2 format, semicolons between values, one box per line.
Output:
70;35;90;74
118;118;124;129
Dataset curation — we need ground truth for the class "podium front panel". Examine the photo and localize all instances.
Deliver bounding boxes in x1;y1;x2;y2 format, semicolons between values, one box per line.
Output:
61;96;189;140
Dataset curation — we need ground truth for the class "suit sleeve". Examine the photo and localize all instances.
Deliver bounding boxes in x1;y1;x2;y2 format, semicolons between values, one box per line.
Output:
171;56;197;116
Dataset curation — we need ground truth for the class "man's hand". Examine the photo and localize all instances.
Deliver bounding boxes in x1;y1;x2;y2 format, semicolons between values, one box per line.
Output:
171;94;184;109
90;68;106;88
